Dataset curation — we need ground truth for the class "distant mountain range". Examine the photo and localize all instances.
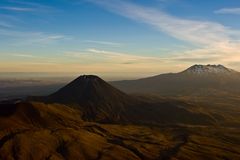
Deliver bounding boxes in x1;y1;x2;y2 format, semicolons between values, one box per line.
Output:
111;64;240;96
3;64;239;126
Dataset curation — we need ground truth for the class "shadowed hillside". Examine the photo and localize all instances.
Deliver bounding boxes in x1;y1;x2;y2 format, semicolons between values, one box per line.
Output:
0;101;239;160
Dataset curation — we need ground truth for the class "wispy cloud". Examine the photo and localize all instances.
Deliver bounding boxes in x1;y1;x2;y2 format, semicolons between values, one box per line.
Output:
1;0;58;13
0;14;20;28
0;21;12;28
62;48;176;75
83;40;122;47
88;0;240;46
215;8;240;15
2;46;238;74
8;0;47;7
84;48;228;65
63;48;227;74
0;1;64;45
0;6;34;12
11;54;37;58
87;0;240;68
65;48;163;64
0;28;68;45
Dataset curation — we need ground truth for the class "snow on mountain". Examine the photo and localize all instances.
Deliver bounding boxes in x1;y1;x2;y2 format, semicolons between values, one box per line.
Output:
182;64;237;75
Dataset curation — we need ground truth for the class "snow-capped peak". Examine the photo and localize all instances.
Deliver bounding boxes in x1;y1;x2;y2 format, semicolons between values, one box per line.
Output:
182;64;236;75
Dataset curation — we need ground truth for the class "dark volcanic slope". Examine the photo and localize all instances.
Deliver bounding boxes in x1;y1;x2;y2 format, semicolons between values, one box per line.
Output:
30;75;214;125
48;75;131;104
31;75;133;122
111;64;240;96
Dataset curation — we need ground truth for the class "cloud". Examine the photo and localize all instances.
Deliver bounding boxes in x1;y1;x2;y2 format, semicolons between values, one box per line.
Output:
60;48;179;76
0;14;20;28
0;21;12;28
156;0;179;4
215;8;240;15
1;0;58;13
0;28;68;45
0;2;64;46
83;40;122;47
10;54;54;60
88;0;240;46
87;48;163;62
1;0;240;75
0;6;34;12
64;48;165;65
3;47;240;76
87;0;240;68
0;48;172;74
11;54;37;58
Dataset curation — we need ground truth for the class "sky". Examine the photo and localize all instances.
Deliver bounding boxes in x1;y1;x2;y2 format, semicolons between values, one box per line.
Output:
0;0;240;79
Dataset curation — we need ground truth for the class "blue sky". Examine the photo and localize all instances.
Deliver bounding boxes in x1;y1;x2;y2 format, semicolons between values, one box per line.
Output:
0;0;240;78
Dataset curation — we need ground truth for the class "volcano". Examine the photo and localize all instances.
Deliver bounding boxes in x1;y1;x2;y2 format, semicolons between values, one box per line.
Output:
111;64;240;96
31;75;133;122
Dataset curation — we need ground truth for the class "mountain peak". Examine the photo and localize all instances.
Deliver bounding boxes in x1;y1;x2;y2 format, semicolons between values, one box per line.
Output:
77;75;101;80
182;64;236;75
72;75;104;87
49;75;125;103
40;75;131;122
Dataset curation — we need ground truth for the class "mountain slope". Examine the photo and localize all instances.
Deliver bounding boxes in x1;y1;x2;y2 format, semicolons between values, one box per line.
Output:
29;75;214;125
111;64;240;96
30;75;133;123
0;101;239;159
1;101;238;160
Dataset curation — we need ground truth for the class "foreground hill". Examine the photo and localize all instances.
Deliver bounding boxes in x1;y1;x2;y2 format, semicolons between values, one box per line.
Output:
0;101;239;160
29;75;214;125
111;64;240;96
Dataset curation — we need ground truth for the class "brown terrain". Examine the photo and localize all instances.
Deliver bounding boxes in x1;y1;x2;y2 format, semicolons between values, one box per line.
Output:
0;65;240;160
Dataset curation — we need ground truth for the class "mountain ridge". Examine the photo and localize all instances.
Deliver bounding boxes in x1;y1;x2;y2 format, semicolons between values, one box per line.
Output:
111;64;240;95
